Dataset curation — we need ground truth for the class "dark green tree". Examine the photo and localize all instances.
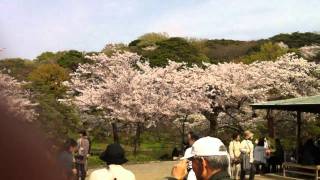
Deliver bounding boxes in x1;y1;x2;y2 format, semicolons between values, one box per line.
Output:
242;42;288;64
0;58;35;81
270;32;320;48
28;63;69;97
57;50;88;71
139;37;209;67
35;52;61;64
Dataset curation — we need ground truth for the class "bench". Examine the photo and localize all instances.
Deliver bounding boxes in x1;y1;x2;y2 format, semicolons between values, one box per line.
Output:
283;162;320;180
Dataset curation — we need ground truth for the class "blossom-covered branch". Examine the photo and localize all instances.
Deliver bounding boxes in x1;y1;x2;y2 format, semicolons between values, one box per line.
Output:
0;73;37;121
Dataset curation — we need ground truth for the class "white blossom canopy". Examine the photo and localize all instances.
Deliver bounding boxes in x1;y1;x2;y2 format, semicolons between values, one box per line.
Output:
65;52;319;128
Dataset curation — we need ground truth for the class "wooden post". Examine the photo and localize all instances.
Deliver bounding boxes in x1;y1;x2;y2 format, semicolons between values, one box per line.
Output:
296;111;302;163
267;109;275;138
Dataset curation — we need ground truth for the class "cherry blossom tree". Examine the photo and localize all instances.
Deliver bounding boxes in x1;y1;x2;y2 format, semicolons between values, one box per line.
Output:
203;53;319;134
0;73;36;121
65;51;211;152
65;51;319;147
135;60;210;151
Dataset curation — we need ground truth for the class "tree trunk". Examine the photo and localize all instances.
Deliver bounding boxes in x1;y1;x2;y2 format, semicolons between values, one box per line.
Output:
133;122;142;155
180;116;187;154
209;118;218;136
296;111;302;163
266;109;275;138
155;126;162;141
203;111;219;136
111;122;120;143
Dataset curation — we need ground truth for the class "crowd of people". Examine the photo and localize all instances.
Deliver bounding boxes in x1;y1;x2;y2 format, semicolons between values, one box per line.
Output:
171;130;286;180
57;130;136;180
224;131;287;180
55;129;287;180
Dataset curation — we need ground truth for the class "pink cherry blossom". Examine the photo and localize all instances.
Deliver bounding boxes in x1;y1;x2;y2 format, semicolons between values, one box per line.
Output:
0;73;37;121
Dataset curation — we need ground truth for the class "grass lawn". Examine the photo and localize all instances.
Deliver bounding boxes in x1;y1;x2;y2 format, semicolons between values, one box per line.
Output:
88;132;180;168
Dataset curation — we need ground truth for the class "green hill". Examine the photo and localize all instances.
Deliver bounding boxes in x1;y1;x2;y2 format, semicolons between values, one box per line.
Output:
125;32;320;66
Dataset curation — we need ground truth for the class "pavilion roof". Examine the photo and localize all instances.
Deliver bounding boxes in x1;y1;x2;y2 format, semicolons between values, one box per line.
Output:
251;95;320;113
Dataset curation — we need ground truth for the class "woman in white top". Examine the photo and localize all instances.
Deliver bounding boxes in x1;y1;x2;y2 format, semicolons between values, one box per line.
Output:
229;133;241;180
240;130;255;180
89;143;135;180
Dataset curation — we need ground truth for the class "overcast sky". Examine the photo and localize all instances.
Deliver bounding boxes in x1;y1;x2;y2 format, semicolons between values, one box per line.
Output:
1;0;320;59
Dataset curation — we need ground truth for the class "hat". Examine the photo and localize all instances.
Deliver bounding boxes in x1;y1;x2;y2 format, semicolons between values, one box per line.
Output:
99;143;128;165
185;136;229;159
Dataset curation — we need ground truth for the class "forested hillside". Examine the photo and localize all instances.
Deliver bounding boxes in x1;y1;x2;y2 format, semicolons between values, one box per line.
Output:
125;32;320;65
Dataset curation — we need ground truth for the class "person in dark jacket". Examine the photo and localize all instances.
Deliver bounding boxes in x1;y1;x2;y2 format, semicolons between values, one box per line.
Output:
268;138;284;172
58;139;78;179
301;138;320;165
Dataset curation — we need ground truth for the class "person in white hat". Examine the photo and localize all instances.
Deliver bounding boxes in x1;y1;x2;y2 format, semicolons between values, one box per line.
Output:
187;136;231;180
240;130;255;180
171;131;200;180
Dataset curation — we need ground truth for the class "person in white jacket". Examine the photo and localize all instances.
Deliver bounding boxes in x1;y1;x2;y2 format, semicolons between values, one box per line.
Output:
240;130;255;180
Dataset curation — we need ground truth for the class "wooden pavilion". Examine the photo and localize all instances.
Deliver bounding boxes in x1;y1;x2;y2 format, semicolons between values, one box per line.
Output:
251;95;320;162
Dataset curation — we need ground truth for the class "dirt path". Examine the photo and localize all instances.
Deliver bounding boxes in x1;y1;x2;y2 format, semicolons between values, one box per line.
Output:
124;161;176;180
88;161;295;180
87;161;176;180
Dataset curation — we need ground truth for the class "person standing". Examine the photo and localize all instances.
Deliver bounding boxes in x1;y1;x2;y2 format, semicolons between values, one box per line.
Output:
264;137;271;160
240;131;255;180
171;131;200;180
58;139;78;180
76;131;90;180
273;138;284;171
185;131;200;180
187;131;200;147
253;138;267;175
177;148;197;180
89;143;135;180
229;133;241;180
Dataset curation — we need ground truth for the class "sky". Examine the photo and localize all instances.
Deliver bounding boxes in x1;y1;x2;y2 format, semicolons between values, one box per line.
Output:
1;0;320;59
